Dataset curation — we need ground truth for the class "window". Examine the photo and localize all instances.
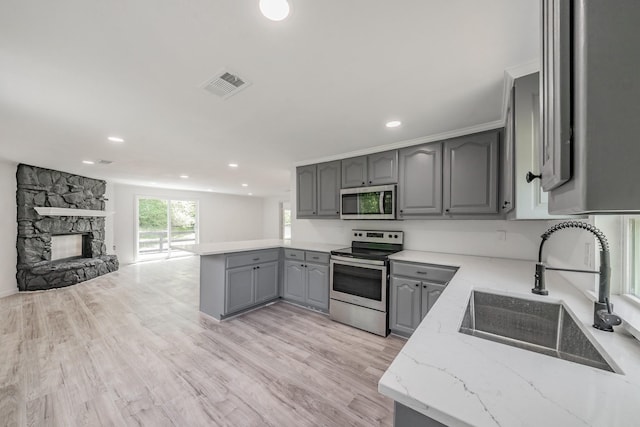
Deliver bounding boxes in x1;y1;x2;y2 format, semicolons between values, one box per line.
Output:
625;216;640;298
281;201;291;240
136;197;199;261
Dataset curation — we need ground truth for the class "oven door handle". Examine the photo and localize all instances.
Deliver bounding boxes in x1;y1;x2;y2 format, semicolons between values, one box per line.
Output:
330;256;386;268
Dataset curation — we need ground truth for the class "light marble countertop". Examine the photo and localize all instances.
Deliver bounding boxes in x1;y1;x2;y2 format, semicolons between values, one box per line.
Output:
380;250;640;427
175;239;346;256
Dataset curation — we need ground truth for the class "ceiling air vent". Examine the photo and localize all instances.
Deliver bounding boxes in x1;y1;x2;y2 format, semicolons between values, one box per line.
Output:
202;70;251;99
98;160;113;165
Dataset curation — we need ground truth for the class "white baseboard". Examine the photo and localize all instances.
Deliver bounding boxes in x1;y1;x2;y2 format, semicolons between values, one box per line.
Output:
0;287;18;299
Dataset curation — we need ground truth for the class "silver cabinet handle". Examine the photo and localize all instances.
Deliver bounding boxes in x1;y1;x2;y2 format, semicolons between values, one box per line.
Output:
416;271;427;275
253;257;260;261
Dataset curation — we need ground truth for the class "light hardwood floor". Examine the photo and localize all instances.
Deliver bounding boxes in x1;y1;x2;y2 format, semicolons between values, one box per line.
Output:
0;256;406;426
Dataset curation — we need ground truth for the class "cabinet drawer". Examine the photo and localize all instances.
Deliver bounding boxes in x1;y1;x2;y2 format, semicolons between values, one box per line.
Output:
305;251;329;264
391;261;457;283
226;249;279;269
284;249;305;260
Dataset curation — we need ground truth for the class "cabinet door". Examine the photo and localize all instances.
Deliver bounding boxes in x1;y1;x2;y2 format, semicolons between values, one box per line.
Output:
420;283;445;321
398;143;442;217
389;277;421;336
297;165;317;217
501;87;515;214
225;266;254;314
283;260;306;303
317;161;341;217
443;131;499;214
254;261;278;304
368;151;398;185
341;156;367;188
540;0;571;191
306;263;329;310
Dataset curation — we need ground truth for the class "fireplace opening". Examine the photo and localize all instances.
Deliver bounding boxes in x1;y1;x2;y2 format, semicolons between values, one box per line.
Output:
51;233;91;261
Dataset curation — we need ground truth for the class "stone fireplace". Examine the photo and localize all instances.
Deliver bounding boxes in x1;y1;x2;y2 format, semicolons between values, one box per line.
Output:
16;164;119;291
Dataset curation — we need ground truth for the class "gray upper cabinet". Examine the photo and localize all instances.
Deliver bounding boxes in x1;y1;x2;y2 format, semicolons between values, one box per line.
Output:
501;86;515;214
342;151;398;188
316;161;341;218
368;151;398;186
443;131;499;214
398;143;442;217
341;156;368;188
540;0;572;192
297;165;317;217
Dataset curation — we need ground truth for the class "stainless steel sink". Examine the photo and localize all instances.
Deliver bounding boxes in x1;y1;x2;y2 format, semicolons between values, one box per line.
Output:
459;290;617;373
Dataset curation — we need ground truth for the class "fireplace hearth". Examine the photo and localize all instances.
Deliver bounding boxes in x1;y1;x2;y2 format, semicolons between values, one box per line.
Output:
16;164;118;291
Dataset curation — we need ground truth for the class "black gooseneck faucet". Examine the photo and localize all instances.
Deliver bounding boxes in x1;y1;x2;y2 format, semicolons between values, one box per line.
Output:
533;221;622;332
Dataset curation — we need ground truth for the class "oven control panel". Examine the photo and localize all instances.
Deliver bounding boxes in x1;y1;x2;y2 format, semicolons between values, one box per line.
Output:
352;229;404;244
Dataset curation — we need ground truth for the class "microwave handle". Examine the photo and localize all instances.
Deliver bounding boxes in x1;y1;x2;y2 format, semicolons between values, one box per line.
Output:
379;192;384;214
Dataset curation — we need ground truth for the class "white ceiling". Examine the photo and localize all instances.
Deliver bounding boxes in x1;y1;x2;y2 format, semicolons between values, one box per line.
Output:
0;0;539;197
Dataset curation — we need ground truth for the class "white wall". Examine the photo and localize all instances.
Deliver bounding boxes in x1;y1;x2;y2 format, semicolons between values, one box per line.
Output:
0;158;18;297
113;184;265;264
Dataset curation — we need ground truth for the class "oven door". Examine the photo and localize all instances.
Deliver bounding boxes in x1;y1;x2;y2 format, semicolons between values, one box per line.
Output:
330;256;387;312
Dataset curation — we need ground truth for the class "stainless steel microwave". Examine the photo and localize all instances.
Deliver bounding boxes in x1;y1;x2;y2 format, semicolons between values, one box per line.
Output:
340;185;396;220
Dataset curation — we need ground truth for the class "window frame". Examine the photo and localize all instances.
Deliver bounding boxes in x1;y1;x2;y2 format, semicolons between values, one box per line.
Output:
622;215;640;304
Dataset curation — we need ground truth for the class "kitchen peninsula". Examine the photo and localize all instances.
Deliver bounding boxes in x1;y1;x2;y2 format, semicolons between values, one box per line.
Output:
179;239;344;320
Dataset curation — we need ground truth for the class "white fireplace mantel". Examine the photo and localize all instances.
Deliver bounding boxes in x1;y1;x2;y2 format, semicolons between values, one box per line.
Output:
34;207;114;217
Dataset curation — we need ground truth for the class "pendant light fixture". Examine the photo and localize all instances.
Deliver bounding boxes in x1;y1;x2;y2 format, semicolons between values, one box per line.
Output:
259;0;290;21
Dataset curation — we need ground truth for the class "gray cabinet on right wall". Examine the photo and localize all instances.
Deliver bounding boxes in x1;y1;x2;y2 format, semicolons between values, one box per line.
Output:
443;131;499;215
398;143;443;218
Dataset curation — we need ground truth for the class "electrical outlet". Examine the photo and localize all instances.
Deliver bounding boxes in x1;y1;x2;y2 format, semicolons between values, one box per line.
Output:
497;230;507;241
113;245;116;251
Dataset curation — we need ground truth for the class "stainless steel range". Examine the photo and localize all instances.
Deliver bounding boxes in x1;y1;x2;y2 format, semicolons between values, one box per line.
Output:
330;230;404;336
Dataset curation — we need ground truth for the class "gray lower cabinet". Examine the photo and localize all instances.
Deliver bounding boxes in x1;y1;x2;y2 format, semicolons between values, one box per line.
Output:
394;402;447;427
305;263;329;310
226;261;278;314
390;277;422;335
390;261;457;337
397;142;442;217
443;130;499;214
284;260;306;303
283;251;330;311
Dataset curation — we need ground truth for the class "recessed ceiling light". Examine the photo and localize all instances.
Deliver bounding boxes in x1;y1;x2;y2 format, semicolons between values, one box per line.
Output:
259;0;290;21
207;189;213;192
82;160;95;165
107;136;125;143
248;193;253;196
242;183;249;187
180;175;189;179
228;163;239;168
150;182;157;185
386;120;402;128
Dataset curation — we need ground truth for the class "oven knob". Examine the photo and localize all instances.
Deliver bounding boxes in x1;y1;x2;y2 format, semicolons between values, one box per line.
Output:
358;233;362;236
354;233;357;236
394;234;398;238
388;234;392;238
